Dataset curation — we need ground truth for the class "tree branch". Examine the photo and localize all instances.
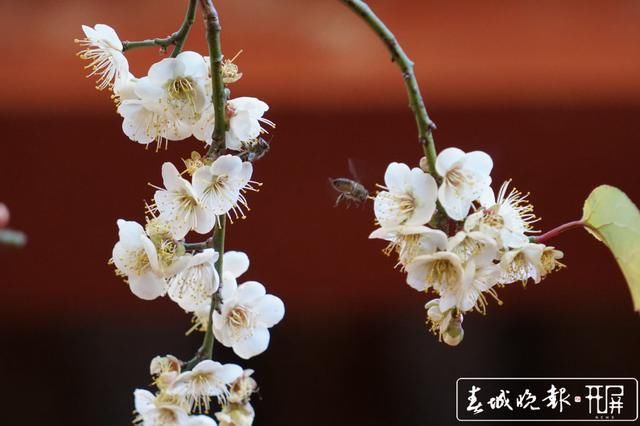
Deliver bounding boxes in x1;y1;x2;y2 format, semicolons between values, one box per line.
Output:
339;0;438;175
184;0;228;371
200;0;228;158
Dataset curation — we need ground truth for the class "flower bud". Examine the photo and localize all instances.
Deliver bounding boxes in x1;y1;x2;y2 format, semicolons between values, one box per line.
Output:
0;203;9;228
443;313;464;346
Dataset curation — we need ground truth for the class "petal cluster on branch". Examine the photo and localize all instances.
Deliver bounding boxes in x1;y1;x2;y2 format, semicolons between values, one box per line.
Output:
370;148;564;345
79;21;283;426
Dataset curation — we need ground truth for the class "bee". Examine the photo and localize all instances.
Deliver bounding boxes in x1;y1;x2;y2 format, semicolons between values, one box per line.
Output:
330;178;369;207
330;159;370;207
239;136;270;162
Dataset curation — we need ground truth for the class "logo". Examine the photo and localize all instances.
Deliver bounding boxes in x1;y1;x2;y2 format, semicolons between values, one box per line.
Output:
456;378;638;422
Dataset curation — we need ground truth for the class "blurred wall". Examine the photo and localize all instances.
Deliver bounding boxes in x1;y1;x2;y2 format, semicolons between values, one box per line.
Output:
0;1;639;425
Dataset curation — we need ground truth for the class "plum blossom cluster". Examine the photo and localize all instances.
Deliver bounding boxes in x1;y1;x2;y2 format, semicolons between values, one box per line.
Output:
78;18;283;425
369;147;564;345
77;24;273;152
134;355;258;426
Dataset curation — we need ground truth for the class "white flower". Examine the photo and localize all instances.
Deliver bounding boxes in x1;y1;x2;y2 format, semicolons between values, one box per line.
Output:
215;403;255;426
226;97;274;150
150;355;182;392
112;219;166;300
227;369;257;405
447;231;498;264
374;162;438;228
167;249;220;312
213;280;285;359
540;246;565;277
499;243;564;284
435;147;493;220
136;51;209;124
465;180;538;248
118;98;192;146
192;155;256;221
76;24;129;90
405;251;465;293
134;389;189;426
186;251;250;333
169;360;243;412
439;260;501;313
369;225;447;267
155;163;215;239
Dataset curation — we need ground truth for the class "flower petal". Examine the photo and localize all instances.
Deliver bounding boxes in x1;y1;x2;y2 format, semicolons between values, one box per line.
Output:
233;328;270;359
435;147;465;177
255;294;285;327
223;251;250;278
129;271;166;300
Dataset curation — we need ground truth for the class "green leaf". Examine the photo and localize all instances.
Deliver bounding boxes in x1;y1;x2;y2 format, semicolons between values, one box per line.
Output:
582;185;640;311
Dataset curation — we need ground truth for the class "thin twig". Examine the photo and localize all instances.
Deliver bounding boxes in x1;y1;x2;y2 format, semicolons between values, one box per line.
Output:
122;0;197;55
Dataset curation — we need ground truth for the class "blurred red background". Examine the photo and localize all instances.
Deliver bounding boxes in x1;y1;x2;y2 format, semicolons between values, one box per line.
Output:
1;0;639;425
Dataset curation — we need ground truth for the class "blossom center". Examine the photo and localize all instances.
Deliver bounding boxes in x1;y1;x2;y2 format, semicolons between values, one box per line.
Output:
157;239;179;269
383;234;422;267
129;249;151;275
227;305;254;334
177;192;199;214
445;167;471;189
452;236;483;261
481;208;505;229
168;77;196;105
427;259;460;290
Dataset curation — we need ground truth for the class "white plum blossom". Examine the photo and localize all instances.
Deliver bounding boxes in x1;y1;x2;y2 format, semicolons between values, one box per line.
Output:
119;52;208;146
192;155;256;221
136;51;209;124
155;162;215;239
77;24;129;90
465;180;538;248
112;219;167;300
186;251;251;333
435;147;493;221
134;389;189;426
499;243;564;285
369;225;447;267
226;97;274;150
167;249;220;312
374;162;438;228
540;246;565;277
118;98;191;146
150;354;182;392
194;97;274;150
439;260;501;313
446;230;498;264
169;360;243;412
226;369;257;405
213;280;285;359
405;251;465;293
499;243;544;284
